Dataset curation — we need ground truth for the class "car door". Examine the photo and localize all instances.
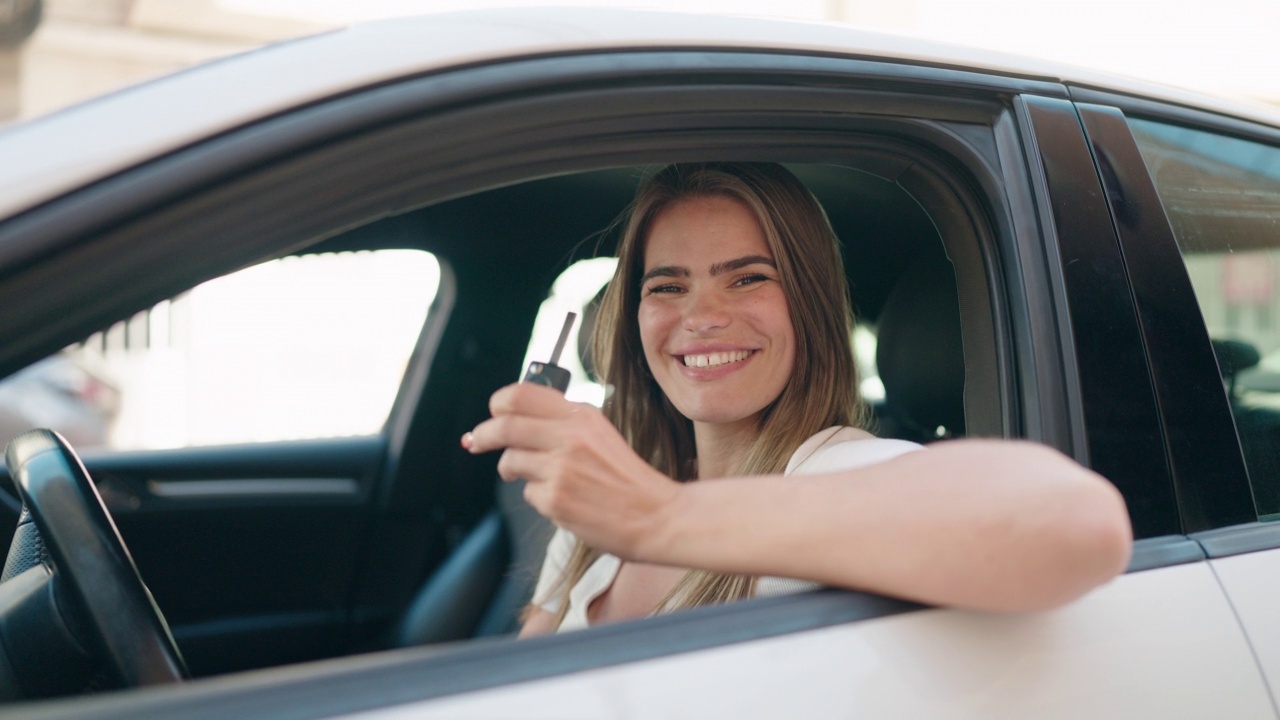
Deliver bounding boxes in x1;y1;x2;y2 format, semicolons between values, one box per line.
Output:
382;89;1278;720
378;91;1279;720
1075;89;1280;701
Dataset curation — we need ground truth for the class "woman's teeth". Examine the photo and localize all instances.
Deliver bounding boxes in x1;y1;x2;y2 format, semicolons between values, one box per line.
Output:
683;350;752;368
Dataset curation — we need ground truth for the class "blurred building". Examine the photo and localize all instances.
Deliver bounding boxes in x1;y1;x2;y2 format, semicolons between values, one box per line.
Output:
3;0;324;121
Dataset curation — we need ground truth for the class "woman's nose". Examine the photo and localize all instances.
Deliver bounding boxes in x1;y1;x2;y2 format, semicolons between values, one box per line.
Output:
681;288;731;333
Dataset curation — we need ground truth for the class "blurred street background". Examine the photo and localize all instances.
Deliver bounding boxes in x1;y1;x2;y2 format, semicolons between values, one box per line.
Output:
2;0;1279;125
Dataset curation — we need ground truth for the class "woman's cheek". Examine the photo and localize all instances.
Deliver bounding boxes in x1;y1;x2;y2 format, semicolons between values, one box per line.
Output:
637;300;672;355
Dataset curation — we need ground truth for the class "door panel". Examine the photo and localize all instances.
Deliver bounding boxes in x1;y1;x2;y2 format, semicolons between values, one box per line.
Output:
390;564;1272;719
1210;548;1280;702
79;436;387;677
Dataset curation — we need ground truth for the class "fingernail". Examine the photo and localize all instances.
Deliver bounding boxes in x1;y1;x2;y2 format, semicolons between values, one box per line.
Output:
461;432;474;451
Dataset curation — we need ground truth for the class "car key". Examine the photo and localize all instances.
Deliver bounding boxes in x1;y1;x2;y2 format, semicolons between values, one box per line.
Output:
522;312;576;392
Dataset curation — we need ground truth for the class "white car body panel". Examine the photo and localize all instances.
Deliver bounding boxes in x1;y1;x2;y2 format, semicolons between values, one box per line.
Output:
348;564;1273;720
1213;549;1280;700
2;8;1279;224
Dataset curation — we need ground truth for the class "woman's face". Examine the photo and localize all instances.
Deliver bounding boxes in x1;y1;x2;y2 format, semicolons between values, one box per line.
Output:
638;195;796;432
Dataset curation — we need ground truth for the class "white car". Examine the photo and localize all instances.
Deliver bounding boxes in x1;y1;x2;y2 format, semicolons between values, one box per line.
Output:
1;8;1278;719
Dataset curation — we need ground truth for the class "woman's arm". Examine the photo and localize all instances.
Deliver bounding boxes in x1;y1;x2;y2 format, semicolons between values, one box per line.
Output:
648;440;1131;612
466;384;1132;613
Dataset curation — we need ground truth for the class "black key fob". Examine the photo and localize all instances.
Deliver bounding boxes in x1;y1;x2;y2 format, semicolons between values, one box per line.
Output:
523;361;571;392
522;311;576;394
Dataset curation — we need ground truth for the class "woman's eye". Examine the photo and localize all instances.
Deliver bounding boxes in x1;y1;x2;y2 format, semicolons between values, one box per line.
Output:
735;273;770;287
645;283;682;295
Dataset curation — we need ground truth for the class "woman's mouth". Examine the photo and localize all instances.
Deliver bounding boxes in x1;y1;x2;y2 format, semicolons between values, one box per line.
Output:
681;349;754;368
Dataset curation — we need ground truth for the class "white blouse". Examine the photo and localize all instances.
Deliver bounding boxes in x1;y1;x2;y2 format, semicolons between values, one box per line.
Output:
532;427;922;632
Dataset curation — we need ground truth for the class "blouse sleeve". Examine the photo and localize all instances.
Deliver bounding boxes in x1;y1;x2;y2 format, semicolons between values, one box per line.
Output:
531;526;576;613
755;430;924;599
786;427;923;476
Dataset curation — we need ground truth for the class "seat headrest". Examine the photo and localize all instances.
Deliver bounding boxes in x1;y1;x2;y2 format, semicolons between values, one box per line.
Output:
875;255;965;438
1211;338;1260;380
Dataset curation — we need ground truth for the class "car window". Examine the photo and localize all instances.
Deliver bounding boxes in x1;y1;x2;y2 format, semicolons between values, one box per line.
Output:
1128;118;1280;519
0;249;439;451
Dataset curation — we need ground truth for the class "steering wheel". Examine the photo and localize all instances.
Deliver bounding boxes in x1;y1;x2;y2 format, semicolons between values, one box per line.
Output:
1;429;186;697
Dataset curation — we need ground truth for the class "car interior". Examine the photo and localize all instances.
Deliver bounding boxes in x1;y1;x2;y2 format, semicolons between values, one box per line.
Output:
0;159;979;699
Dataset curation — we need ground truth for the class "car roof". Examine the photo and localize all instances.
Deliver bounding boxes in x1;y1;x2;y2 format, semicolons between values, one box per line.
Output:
2;6;1278;222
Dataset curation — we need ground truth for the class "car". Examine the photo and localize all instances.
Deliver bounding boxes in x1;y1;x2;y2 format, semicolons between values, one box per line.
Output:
0;7;1279;718
0;353;119;450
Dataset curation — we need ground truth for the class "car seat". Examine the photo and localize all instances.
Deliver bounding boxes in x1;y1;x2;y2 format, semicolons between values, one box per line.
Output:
392;476;551;645
1212;338;1279;516
873;253;965;442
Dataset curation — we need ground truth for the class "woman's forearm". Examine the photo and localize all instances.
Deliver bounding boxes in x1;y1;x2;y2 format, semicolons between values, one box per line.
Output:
635;440;1133;612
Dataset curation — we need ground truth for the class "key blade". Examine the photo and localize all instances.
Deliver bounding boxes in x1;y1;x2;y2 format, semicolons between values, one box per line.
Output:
549;312;577;366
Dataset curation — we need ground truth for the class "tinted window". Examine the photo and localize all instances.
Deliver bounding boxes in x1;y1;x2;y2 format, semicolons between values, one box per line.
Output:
1129;118;1280;518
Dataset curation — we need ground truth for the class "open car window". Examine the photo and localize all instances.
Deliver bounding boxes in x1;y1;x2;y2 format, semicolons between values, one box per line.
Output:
0;249;439;452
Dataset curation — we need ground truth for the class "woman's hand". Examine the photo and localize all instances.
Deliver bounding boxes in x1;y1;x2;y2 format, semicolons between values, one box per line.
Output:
463;383;683;560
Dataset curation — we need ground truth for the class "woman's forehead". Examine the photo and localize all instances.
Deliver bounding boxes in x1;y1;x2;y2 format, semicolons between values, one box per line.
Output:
641;196;771;270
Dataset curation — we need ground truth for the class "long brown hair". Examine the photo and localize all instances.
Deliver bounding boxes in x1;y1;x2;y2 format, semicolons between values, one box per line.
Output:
539;163;867;627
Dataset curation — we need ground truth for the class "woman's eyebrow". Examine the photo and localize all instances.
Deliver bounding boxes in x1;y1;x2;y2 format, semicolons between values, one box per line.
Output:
640;265;689;284
639;255;776;285
709;255;776;276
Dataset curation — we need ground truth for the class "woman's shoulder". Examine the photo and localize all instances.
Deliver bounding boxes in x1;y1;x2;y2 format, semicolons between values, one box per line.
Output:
784;426;923;475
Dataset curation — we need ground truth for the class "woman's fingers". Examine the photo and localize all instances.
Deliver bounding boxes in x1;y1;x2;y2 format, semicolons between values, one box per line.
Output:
466;414;563;454
488;382;577;419
464;382;597;454
495;448;539;482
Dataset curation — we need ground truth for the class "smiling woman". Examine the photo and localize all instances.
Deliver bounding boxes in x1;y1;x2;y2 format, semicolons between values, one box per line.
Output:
463;163;1133;635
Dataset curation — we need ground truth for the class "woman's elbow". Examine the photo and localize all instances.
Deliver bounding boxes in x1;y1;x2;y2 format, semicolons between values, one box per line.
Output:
1016;475;1134;612
1073;478;1134;592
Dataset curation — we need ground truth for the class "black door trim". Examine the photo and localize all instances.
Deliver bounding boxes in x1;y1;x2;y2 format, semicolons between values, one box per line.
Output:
1193;523;1280;559
1126;534;1205;572
1015;95;1179;538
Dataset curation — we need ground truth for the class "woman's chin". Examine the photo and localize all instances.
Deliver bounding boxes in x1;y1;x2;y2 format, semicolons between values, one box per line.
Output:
679;405;765;430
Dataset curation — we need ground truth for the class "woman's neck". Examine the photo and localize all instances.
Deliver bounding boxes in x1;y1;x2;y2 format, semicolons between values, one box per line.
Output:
692;419;760;479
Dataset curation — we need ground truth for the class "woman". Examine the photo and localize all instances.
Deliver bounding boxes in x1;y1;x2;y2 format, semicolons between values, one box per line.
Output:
462;162;1132;636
